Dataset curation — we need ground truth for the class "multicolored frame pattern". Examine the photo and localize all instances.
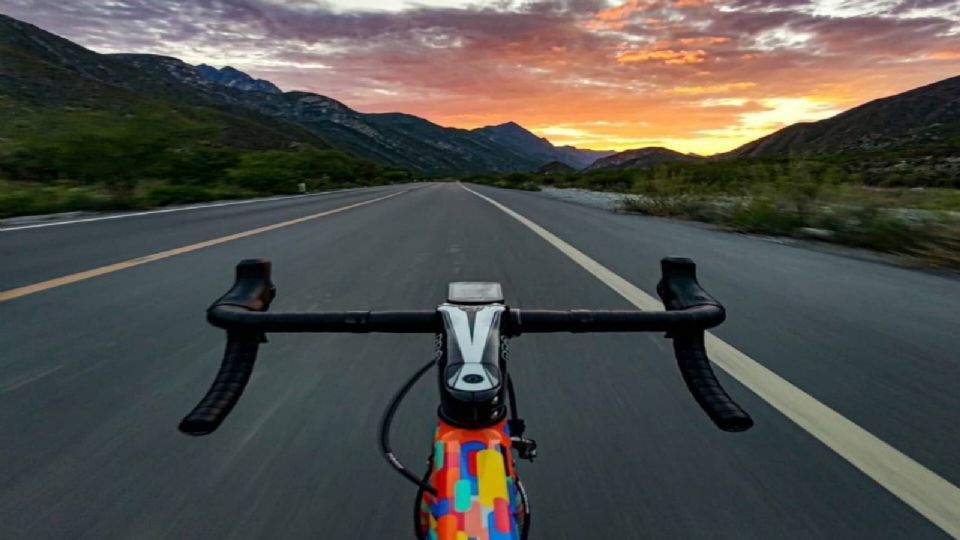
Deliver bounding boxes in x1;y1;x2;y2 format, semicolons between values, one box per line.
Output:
419;419;524;540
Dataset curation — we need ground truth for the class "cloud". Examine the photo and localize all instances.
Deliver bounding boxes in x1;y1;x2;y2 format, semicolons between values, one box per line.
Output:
671;81;756;94
927;50;960;59
698;97;751;107
617;48;708;64
2;0;959;154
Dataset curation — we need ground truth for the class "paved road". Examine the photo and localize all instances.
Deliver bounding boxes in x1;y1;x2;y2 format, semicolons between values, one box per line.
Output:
1;183;957;539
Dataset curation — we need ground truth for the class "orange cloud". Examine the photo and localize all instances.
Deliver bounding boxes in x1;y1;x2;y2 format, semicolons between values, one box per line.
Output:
621;36;729;64
677;36;730;47
597;0;712;21
594;1;649;22
926;50;960;59
671;81;757;94
617;49;707;65
589;0;713;30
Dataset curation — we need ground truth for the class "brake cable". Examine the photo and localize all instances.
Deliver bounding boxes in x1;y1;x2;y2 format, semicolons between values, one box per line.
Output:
503;336;525;438
381;336;523;495
379;354;439;496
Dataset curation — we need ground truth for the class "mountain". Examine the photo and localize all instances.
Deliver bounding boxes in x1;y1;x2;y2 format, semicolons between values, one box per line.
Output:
0;13;543;175
473;121;614;169
538;161;577;174
196;64;281;94
112;54;539;174
556;145;616;169
363;113;540;173
727;75;960;158
586;147;700;170
0;14;326;151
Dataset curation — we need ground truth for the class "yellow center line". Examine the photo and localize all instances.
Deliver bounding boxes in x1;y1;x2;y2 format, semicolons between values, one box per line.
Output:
0;190;407;303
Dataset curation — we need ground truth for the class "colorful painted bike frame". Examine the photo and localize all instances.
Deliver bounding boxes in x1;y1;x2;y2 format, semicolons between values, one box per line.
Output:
418;419;527;540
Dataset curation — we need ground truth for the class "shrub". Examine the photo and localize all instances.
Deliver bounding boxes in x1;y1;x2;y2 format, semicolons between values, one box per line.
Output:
225;148;392;193
143;184;245;206
826;207;925;253
728;198;805;235
0;181;112;217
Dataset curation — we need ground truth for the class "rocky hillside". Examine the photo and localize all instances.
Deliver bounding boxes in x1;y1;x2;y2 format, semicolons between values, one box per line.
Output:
586;147;700;170
196;65;281;94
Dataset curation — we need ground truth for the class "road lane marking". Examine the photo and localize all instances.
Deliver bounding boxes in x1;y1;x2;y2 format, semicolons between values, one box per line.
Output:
0;188;366;231
0;365;63;394
0;190;407;303
462;183;960;537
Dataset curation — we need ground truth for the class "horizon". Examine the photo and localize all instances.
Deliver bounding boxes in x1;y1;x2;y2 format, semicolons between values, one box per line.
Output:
5;1;959;155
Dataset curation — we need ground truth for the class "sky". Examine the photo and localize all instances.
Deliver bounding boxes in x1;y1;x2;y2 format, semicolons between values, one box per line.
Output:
4;0;960;154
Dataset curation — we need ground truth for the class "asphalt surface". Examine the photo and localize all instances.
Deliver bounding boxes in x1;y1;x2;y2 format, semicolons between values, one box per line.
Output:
1;182;957;539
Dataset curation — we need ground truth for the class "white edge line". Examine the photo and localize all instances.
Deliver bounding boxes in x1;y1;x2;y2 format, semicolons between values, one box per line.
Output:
461;183;960;538
0;187;365;231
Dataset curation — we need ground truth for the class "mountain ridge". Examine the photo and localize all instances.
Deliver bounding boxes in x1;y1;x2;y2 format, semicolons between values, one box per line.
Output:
196;64;281;94
0;16;328;152
0;13;571;175
538;160;577;174
472;121;614;169
725;75;960;158
3;13;958;177
586;147;700;171
583;75;960;171
108;53;542;174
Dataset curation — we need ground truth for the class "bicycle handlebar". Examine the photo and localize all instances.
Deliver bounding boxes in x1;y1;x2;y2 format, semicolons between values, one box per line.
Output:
179;333;262;435
178;261;276;435
180;257;753;435
206;306;724;334
656;258;753;432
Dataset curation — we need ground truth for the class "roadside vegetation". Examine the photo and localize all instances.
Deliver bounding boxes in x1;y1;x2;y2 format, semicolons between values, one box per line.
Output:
468;154;960;269
0;106;411;218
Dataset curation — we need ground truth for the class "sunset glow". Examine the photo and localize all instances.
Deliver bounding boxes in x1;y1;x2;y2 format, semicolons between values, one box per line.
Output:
7;0;959;154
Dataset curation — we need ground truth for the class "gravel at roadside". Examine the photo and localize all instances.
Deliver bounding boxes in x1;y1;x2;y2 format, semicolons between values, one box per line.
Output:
538;187;627;211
